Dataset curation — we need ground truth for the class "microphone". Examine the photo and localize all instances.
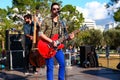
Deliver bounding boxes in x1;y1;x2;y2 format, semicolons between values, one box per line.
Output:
57;10;61;14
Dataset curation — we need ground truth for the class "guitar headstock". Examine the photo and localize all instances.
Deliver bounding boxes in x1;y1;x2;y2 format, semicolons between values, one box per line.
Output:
70;24;88;35
80;24;88;31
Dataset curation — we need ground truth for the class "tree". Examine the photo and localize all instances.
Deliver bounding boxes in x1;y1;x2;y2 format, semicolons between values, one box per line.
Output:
69;29;103;48
115;23;120;29
0;8;14;51
103;29;120;49
61;5;84;33
60;5;84;48
106;0;120;22
81;29;103;47
114;9;120;22
8;0;62;20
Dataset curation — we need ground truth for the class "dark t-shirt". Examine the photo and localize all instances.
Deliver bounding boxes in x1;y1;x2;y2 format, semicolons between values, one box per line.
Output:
23;21;39;45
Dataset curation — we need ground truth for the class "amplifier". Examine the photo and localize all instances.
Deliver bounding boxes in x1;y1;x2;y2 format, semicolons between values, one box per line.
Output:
6;50;25;70
5;30;25;50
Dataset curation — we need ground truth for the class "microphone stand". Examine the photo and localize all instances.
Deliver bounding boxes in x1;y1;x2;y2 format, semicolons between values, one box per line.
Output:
58;11;68;80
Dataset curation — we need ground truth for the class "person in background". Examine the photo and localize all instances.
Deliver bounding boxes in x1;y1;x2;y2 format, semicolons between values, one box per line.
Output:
68;45;76;65
68;45;75;53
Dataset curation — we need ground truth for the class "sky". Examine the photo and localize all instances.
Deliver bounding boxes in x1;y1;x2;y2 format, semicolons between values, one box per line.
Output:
0;0;109;9
0;0;119;26
62;0;120;26
62;0;109;8
0;0;12;9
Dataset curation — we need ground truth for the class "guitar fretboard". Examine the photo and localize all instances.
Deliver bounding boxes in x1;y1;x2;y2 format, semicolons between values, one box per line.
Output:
58;29;80;43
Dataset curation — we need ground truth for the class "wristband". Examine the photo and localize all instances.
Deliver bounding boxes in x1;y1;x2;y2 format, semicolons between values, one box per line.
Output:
51;40;54;45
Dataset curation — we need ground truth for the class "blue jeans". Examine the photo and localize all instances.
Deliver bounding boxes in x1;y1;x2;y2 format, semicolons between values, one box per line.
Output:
46;50;65;80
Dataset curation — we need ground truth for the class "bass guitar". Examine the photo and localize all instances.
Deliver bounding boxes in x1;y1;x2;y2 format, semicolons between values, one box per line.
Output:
29;13;45;67
37;25;87;58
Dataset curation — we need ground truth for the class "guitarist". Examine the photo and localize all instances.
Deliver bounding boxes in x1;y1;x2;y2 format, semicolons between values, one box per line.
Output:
38;2;74;80
23;14;41;75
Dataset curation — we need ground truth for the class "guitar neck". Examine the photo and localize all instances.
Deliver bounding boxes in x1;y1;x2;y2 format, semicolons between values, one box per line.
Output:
33;15;37;44
58;29;80;43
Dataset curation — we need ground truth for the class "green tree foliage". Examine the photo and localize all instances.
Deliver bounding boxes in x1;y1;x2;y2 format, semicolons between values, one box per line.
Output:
61;5;84;33
70;29;103;48
7;0;63;31
103;29;120;48
114;9;120;22
0;9;14;50
115;23;120;29
82;29;102;47
9;0;62;18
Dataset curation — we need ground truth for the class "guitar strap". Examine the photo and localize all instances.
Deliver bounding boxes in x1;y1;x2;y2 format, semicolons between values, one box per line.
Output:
50;20;54;38
59;19;69;51
59;20;68;39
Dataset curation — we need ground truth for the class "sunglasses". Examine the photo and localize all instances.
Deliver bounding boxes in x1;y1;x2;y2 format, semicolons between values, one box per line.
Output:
52;8;60;11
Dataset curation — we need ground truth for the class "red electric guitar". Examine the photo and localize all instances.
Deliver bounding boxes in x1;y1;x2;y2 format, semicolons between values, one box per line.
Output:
37;25;87;58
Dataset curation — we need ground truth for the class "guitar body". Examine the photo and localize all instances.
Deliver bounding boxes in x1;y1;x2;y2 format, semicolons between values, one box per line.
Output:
29;31;46;67
29;49;45;67
37;34;64;58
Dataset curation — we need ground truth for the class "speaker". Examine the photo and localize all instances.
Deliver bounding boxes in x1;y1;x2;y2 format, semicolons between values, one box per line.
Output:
5;30;25;50
90;46;99;67
80;46;91;67
6;50;25;70
80;46;98;68
116;63;120;69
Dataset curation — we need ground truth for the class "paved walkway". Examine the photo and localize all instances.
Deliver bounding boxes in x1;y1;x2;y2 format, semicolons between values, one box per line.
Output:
0;65;120;80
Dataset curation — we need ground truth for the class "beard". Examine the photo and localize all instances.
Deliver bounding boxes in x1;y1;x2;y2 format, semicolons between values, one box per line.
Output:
25;21;30;24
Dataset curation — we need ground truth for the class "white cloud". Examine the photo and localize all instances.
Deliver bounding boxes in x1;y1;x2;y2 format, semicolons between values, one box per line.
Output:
76;1;109;20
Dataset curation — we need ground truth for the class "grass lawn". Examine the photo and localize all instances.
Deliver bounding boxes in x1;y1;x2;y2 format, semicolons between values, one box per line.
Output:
98;54;120;70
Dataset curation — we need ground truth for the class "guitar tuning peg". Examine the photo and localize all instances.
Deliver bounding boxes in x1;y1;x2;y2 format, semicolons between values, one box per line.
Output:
80;26;85;31
80;24;88;31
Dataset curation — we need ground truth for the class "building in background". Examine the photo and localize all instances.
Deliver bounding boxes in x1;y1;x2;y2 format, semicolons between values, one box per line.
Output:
83;18;118;32
83;18;97;29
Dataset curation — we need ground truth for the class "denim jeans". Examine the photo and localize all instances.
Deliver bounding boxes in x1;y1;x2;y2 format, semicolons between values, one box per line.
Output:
46;49;65;80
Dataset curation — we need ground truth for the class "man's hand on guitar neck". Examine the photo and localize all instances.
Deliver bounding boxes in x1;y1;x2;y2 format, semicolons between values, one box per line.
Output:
26;34;33;40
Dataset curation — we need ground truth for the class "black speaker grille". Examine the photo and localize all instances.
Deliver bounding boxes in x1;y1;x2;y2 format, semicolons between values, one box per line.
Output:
5;30;25;50
80;46;99;67
6;51;25;70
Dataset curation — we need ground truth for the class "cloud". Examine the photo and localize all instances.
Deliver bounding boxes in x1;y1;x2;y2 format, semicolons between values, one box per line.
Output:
76;1;109;20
